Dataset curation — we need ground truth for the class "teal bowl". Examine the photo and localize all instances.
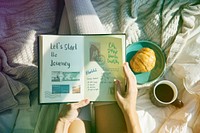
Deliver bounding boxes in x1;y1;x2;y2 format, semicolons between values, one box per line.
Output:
126;41;166;85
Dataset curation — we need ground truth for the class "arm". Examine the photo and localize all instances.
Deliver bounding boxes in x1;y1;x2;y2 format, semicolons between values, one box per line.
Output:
122;109;142;133
55;120;70;133
54;99;90;133
115;62;142;133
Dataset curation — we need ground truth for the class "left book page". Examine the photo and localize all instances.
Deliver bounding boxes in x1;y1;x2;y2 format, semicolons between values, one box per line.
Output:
39;35;85;103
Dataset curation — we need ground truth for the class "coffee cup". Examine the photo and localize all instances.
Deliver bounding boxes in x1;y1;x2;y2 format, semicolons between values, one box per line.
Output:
150;80;184;108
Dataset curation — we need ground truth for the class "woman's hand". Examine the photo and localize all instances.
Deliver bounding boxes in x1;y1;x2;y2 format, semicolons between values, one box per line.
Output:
58;99;90;123
114;62;142;133
115;62;138;113
55;99;90;133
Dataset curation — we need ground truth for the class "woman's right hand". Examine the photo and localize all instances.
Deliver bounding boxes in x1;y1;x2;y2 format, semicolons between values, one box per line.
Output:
114;62;142;133
114;62;138;113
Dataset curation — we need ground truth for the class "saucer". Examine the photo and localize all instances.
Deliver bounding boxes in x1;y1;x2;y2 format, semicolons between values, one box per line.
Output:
126;41;166;85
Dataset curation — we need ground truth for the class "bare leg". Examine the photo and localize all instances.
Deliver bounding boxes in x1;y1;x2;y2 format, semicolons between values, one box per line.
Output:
68;119;91;133
67;103;127;133
95;103;127;133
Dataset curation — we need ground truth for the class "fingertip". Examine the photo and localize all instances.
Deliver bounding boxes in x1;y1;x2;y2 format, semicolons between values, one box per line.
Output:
76;99;90;108
125;62;130;67
123;62;136;79
114;79;120;86
84;99;90;104
80;99;90;104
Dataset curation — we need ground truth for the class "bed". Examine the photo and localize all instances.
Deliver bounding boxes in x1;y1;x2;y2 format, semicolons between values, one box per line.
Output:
0;0;200;133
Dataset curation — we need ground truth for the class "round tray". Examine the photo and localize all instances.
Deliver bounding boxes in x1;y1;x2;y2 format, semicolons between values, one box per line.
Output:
126;41;166;85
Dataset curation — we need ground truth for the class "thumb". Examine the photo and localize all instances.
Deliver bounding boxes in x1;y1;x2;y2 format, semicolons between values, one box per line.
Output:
114;79;123;101
73;99;90;109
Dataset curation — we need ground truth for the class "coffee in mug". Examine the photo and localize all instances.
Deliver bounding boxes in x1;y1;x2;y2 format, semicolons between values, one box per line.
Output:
150;80;183;107
155;83;174;102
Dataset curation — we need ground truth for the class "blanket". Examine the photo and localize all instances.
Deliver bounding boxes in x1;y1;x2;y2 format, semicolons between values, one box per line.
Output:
0;0;61;132
0;0;60;112
1;0;200;133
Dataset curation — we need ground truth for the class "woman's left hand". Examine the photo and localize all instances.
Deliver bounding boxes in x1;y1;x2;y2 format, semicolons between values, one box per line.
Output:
58;99;90;123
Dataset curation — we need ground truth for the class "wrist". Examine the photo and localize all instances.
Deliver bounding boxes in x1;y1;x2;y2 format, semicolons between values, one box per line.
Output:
121;104;136;115
58;117;73;124
123;110;141;133
55;119;71;133
123;109;137;118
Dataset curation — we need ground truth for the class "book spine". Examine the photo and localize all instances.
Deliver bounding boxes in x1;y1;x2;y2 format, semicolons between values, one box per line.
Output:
90;102;96;132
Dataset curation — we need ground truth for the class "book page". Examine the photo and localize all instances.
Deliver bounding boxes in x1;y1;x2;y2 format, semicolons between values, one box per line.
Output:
39;35;85;103
84;35;125;101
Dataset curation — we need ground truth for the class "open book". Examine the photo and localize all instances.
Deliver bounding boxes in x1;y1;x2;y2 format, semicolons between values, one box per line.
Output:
39;34;125;103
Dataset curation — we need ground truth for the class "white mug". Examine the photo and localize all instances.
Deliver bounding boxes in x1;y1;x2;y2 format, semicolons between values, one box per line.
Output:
150;80;183;108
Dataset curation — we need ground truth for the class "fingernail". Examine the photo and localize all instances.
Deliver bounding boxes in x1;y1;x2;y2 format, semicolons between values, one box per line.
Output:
84;99;90;103
114;79;120;85
125;62;129;67
114;79;118;84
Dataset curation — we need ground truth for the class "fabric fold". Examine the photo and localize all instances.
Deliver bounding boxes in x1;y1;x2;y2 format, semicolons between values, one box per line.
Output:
0;0;58;113
0;72;18;112
0;48;30;112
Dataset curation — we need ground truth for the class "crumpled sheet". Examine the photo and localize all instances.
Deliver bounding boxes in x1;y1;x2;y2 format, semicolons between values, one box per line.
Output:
172;31;200;96
91;0;200;132
168;18;200;133
1;0;200;133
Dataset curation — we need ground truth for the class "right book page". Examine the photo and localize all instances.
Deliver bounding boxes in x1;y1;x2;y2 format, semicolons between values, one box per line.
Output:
83;35;126;101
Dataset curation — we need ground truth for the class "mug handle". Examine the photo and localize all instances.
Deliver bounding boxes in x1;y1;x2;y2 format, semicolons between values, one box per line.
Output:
172;98;184;108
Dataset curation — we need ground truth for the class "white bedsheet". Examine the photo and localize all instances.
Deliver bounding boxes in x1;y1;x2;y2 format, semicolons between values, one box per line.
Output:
91;0;200;132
